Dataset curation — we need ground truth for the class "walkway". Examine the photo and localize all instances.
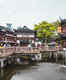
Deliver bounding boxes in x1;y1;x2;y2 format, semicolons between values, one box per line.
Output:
0;47;62;58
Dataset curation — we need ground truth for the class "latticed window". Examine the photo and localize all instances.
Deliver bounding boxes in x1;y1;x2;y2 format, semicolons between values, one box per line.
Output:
62;27;66;33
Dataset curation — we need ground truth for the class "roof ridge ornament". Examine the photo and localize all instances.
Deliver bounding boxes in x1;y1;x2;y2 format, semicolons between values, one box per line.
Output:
23;26;27;29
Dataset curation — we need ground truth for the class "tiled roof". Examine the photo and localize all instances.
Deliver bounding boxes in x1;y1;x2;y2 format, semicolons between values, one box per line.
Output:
15;26;35;33
61;19;66;26
0;26;6;30
0;26;16;35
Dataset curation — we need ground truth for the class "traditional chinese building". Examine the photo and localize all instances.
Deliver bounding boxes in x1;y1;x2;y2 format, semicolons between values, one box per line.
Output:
60;19;66;48
0;25;17;46
0;26;5;43
5;30;17;46
15;26;35;46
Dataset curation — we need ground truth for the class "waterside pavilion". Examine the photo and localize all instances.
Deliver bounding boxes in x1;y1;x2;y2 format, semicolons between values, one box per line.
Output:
15;26;35;46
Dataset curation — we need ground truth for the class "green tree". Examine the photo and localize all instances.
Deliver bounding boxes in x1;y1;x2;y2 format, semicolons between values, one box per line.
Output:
34;21;56;43
52;20;60;29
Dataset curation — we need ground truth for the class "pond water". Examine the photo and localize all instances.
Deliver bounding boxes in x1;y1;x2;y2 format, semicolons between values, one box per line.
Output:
0;63;66;80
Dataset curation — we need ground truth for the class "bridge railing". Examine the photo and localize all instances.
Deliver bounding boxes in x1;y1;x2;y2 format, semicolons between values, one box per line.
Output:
39;46;63;51
0;47;15;57
15;47;40;54
0;46;63;57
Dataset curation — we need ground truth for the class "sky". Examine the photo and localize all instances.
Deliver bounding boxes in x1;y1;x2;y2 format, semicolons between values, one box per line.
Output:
0;0;66;29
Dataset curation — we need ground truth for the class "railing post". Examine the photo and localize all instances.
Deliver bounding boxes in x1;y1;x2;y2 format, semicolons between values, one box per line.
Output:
0;59;5;68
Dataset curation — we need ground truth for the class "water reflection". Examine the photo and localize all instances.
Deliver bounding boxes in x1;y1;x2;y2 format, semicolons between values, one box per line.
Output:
0;63;66;80
0;65;16;80
0;69;4;77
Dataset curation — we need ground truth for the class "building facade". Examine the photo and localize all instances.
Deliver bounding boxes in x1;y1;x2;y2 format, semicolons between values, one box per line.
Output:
60;19;66;48
0;26;17;47
5;30;17;46
15;26;35;46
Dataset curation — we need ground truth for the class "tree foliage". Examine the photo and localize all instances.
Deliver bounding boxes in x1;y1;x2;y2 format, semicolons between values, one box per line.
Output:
34;21;57;42
52;20;60;29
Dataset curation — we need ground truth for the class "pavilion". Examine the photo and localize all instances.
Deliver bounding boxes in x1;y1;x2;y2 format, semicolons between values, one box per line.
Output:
15;26;35;46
